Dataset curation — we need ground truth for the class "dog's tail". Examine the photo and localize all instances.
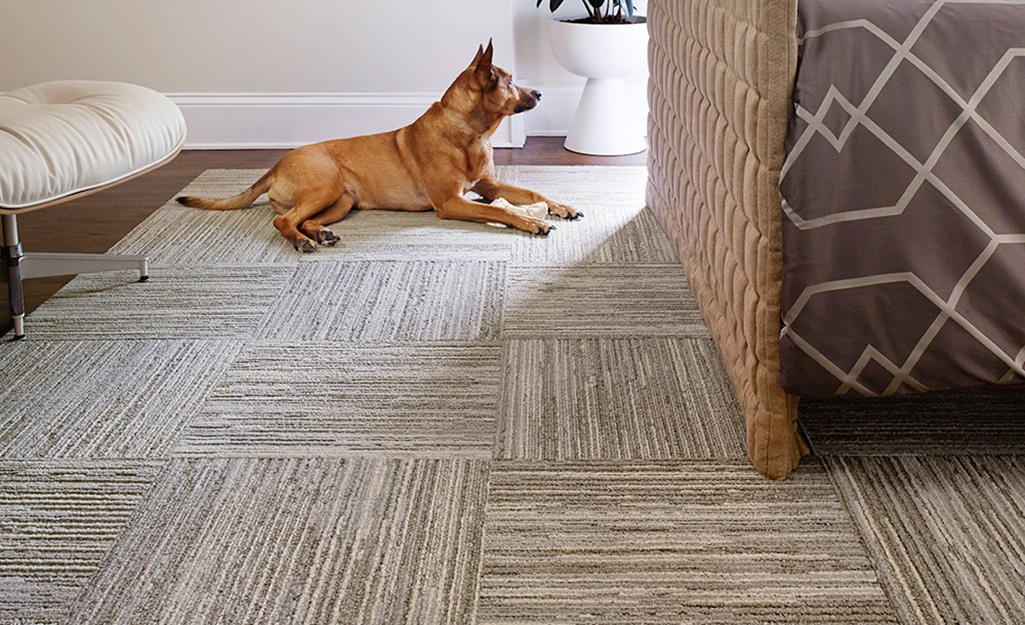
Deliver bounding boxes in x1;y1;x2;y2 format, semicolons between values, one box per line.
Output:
176;168;275;211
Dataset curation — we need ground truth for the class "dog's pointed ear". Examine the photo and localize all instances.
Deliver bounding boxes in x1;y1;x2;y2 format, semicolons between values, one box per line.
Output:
470;44;484;68
475;38;495;84
481;38;494;69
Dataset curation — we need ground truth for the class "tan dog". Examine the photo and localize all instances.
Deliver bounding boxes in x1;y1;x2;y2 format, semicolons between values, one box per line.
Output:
177;41;581;252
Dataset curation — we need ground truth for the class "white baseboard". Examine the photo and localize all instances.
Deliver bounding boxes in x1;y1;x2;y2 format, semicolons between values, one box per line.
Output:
169;92;526;150
168;84;646;149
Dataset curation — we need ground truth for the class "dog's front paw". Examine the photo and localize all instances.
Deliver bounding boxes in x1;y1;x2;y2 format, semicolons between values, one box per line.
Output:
530;219;555;236
548;202;583;220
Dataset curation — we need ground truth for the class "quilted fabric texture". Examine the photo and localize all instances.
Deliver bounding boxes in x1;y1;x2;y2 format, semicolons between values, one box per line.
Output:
646;0;805;478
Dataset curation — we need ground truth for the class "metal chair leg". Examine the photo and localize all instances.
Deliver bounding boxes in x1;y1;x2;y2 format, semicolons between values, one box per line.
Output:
2;215;26;340
1;213;149;340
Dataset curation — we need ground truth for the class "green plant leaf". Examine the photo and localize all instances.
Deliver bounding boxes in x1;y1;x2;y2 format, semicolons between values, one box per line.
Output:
587;0;604;8
537;0;543;7
621;0;633;17
549;0;565;11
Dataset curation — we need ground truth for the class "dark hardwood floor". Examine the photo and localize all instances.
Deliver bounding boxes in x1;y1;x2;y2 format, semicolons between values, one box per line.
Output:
1;137;646;336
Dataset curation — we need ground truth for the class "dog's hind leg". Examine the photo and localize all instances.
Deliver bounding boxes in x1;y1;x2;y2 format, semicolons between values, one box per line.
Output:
299;192;354;247
273;190;343;253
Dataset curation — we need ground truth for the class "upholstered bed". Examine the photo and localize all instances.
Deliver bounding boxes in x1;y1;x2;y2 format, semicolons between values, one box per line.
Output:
646;0;1025;478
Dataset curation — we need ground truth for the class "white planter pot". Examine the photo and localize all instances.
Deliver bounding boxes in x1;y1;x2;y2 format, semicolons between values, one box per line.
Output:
549;16;648;156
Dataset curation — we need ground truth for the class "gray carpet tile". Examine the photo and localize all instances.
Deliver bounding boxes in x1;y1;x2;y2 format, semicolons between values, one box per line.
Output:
110;169;298;265
7;166;1025;623
175;343;500;457
477;460;899;625
0;340;239;458
255;260;505;343
497;338;746;460
504;264;709;338
799;390;1025;455
64;458;488;625
14;266;293;340
825;456;1025;625
0;461;164;625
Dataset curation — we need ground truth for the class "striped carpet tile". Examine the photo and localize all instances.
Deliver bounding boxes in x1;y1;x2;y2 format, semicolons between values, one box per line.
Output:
0;461;164;625
65;458;489;625
504;264;710;338
109;169;297;265
496;166;677;265
495;166;650;208
497;338;746;460
825;456;1025;625
17;266;293;340
255;261;505;343
800;390;1025;454
175;343;500;457
478;460;899;624
302;208;518;262
0;340;240;458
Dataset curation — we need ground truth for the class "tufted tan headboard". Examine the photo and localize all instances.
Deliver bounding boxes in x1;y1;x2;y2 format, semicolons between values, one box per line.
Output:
646;0;806;478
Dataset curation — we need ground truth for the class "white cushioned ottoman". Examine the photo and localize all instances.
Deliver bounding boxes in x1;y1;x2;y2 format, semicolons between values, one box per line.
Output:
0;80;186;211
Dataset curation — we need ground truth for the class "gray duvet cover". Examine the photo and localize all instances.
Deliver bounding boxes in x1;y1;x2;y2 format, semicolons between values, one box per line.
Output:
779;0;1025;396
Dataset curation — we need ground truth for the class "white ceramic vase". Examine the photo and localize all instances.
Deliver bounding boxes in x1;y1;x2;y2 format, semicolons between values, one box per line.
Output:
549;16;648;156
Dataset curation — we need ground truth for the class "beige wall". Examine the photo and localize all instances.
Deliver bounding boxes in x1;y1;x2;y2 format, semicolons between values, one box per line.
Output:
0;0;647;143
0;0;516;92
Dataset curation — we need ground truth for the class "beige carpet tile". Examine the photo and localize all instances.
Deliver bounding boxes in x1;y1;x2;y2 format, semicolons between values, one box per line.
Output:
497;338;746;460
64;458;488;625
504;264;710;338
174;343;500;457
12;266;293;340
301;208;519;262
0;340;240;458
477;460;899;625
0;461;165;625
825;455;1025;625
111;167;662;266
110;169;298;265
799;390;1025;455
254;260;505;343
495;166;650;209
497;167;677;265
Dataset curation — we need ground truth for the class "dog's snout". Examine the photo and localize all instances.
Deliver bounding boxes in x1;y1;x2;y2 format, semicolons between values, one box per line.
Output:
532;90;542;101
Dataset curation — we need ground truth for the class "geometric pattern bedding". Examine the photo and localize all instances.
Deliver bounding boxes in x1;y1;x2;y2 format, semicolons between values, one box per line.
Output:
779;0;1025;397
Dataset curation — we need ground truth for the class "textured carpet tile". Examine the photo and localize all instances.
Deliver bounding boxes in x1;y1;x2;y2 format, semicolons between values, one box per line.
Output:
478;460;899;625
497;167;676;266
15;266;293;340
496;166;650;208
826;456;1025;625
0;461;164;625
302;208;518;262
110;169;297;265
0;340;239;458
800;390;1025;455
497;338;746;460
255;260;505;343
65;458;488;625
504;264;709;338
175;343;500;457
